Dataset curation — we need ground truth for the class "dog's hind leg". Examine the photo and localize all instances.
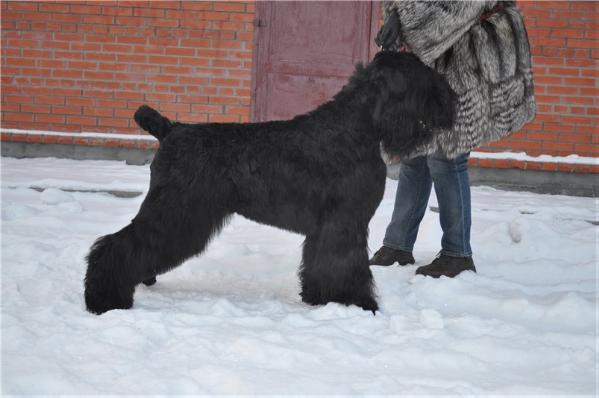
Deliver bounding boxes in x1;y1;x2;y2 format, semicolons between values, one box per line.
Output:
84;184;229;314
299;218;378;313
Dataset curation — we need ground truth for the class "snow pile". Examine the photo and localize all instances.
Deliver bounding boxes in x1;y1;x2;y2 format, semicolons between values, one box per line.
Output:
1;157;596;395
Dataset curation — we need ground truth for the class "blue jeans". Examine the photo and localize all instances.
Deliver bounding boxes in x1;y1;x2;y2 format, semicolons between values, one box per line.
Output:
383;152;472;257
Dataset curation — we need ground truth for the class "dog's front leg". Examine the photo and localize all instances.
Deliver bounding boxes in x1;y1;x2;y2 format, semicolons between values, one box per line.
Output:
299;219;378;313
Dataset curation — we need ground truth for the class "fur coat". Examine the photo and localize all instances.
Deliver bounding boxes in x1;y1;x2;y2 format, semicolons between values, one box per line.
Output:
381;1;536;158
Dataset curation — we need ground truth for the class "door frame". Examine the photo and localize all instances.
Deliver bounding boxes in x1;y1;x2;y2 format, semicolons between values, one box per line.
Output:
250;1;382;122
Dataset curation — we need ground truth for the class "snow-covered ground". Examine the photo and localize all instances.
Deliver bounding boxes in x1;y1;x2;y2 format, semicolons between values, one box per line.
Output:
1;157;597;395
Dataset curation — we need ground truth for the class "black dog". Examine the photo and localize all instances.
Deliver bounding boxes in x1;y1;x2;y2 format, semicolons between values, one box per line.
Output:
84;52;456;315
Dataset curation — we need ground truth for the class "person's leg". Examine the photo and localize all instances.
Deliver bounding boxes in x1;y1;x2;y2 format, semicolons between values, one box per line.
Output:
370;156;432;266
429;152;472;257
416;152;475;277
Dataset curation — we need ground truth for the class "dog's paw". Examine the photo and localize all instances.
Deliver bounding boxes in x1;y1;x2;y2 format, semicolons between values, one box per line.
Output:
352;296;379;314
142;276;157;286
84;283;134;315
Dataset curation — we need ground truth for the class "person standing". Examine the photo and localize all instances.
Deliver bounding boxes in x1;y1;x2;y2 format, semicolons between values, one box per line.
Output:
370;1;536;277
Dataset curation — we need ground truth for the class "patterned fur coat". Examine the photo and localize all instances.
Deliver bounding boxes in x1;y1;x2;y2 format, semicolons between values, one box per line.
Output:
382;1;536;158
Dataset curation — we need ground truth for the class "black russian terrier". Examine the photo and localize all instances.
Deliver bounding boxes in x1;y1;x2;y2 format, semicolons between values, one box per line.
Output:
84;52;456;315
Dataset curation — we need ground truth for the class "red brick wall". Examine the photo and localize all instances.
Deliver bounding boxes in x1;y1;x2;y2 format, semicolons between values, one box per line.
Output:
1;0;254;134
470;0;598;172
1;1;597;172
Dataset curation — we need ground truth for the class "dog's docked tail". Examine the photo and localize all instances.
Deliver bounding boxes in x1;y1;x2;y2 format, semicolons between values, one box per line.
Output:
134;105;173;141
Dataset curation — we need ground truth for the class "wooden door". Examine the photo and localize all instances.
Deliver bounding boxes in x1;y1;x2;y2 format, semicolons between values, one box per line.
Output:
251;1;381;122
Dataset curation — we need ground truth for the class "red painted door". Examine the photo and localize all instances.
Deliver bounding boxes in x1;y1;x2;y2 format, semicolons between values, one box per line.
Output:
252;1;381;122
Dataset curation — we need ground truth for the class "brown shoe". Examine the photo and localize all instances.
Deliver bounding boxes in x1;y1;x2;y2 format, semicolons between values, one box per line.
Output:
415;255;476;278
369;246;415;266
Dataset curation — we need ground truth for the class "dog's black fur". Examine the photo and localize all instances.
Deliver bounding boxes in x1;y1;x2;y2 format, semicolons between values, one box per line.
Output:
84;52;456;315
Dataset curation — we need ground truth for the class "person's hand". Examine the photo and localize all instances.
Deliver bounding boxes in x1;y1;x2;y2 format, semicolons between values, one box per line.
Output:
375;10;400;50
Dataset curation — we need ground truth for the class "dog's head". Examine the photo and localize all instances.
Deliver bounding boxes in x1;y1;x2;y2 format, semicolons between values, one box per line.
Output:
365;51;457;157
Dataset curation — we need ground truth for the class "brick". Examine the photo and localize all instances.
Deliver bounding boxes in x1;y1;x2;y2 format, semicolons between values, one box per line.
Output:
133;7;165;18
149;37;178;47
148;0;181;10
527;131;558;141
574;144;599;154
67;115;97;126
226;106;250;116
150;55;179;65
82;90;113;99
229;13;254;23
547;86;578;95
209;96;241;105
7;2;37;12
116;54;146;63
52;105;82;115
197;10;231;21
84;71;115;80
564;96;594;105
39;3;70;13
547;67;580;76
70;42;103;51
117;36;146;44
160;103;191;113
191;104;222;114
36;113;66;124
102;43;134;53
69;4;103;14
542;142;574;152
581;68;599;77
115;91;144;100
67;97;95;107
35;96;65;105
161;65;192;74
165;47;195;56
85;52;117;61
567;38;599;48
213;3;246;13
144;93;177;102
559;133;591;143
98;117;129;128
211;40;243;49
536;18;569;29
181;2;213;11
53;69;83;79
187;29;219;39
102;6;133;16
97;99;127;108
176;113;208;123
180;39;211;48
2;103;20;112
550;29;584;39
3;112;34;122
533;56;564;66
560;115;594;125
208;114;239;123
178;94;209;103
153;74;178;83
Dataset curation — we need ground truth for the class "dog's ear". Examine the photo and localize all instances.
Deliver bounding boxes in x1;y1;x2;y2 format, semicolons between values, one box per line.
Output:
422;70;457;130
372;66;408;124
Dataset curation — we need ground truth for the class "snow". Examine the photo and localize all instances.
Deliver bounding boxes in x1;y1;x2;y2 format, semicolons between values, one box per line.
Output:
1;127;155;141
1;157;597;395
470;150;598;166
